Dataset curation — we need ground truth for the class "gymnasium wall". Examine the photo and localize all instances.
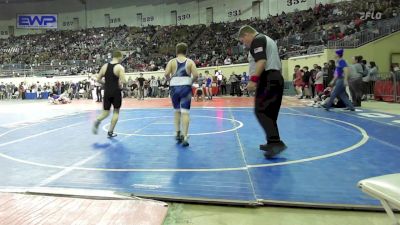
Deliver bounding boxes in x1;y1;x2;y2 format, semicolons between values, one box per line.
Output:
0;26;10;38
265;0;314;17
286;52;329;80
392;53;400;66
281;60;289;81
282;31;400;78
0;0;349;37
326;31;400;73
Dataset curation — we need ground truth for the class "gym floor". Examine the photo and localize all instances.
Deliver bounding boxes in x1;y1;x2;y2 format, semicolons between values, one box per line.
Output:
0;97;399;225
165;100;400;225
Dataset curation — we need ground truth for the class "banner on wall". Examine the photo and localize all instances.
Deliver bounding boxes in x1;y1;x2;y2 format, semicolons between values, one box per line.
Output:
17;14;58;29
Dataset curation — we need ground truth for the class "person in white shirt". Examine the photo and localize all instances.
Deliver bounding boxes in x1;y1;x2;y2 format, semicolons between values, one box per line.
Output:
150;76;159;97
314;66;324;95
224;57;232;65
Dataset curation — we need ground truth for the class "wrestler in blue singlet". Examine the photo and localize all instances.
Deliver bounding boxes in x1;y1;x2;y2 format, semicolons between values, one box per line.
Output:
169;59;193;111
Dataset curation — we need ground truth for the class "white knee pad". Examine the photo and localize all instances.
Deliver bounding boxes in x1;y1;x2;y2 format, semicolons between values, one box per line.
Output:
181;109;190;114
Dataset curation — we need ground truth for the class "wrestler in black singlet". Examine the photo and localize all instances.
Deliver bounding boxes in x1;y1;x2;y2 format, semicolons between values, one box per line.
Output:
103;63;122;110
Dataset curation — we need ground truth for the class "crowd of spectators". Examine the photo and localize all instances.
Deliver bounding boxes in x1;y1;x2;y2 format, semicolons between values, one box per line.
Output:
0;0;399;75
0;69;252;102
292;56;382;108
0;79;96;100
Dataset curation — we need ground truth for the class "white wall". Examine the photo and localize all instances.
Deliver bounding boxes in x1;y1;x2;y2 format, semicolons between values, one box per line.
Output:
209;0;253;23
266;0;314;16
0;26;10;39
58;12;86;30
0;0;353;36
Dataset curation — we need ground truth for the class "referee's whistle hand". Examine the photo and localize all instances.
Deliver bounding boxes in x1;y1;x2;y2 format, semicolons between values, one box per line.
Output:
246;81;257;92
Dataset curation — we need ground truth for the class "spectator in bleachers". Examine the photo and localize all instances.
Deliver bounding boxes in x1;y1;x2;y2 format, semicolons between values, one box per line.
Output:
150;76;159;98
363;61;378;99
293;65;304;98
0;0;399;75
205;71;213;100
6;83;14;99
224;56;232;65
327;60;336;85
137;73;145;100
349;55;366;107
322;62;329;88
310;64;318;98
197;73;205;89
302;66;312;99
228;72;239;96
314;66;324;95
0;82;5;100
158;77;170;98
391;63;400;82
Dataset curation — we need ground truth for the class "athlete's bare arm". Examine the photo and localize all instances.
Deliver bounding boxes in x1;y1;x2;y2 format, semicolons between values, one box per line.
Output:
114;65;127;84
164;60;173;79
97;64;108;84
189;60;199;83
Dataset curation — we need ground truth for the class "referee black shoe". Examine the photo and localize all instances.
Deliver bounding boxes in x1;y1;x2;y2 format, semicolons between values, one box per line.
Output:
260;141;287;159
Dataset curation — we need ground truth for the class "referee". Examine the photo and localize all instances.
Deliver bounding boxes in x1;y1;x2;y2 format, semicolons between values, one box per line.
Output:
238;25;286;158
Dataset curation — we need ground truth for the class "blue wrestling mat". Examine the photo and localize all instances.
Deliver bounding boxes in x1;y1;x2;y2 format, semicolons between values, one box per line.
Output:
0;107;399;208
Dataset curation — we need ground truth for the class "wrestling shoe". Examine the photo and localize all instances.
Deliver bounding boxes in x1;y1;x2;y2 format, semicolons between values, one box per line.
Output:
92;120;100;135
107;131;117;138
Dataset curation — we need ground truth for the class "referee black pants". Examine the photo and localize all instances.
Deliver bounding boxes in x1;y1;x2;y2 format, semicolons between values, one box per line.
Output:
255;70;284;143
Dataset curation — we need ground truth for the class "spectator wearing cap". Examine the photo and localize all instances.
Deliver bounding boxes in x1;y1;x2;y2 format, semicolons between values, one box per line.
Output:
322;49;355;111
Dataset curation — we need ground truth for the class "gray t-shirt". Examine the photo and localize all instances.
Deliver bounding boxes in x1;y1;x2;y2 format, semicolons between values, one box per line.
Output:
197;76;205;86
248;33;281;75
350;63;364;80
368;67;378;81
315;71;324;84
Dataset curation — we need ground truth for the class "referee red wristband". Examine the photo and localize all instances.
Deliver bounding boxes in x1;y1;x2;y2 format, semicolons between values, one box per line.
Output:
250;75;260;83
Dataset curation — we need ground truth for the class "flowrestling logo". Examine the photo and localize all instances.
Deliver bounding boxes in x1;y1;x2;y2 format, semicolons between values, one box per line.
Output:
17;14;57;29
358;1;382;20
359;11;382;20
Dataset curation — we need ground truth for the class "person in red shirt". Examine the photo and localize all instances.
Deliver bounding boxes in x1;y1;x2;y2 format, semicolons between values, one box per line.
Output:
293;65;304;98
